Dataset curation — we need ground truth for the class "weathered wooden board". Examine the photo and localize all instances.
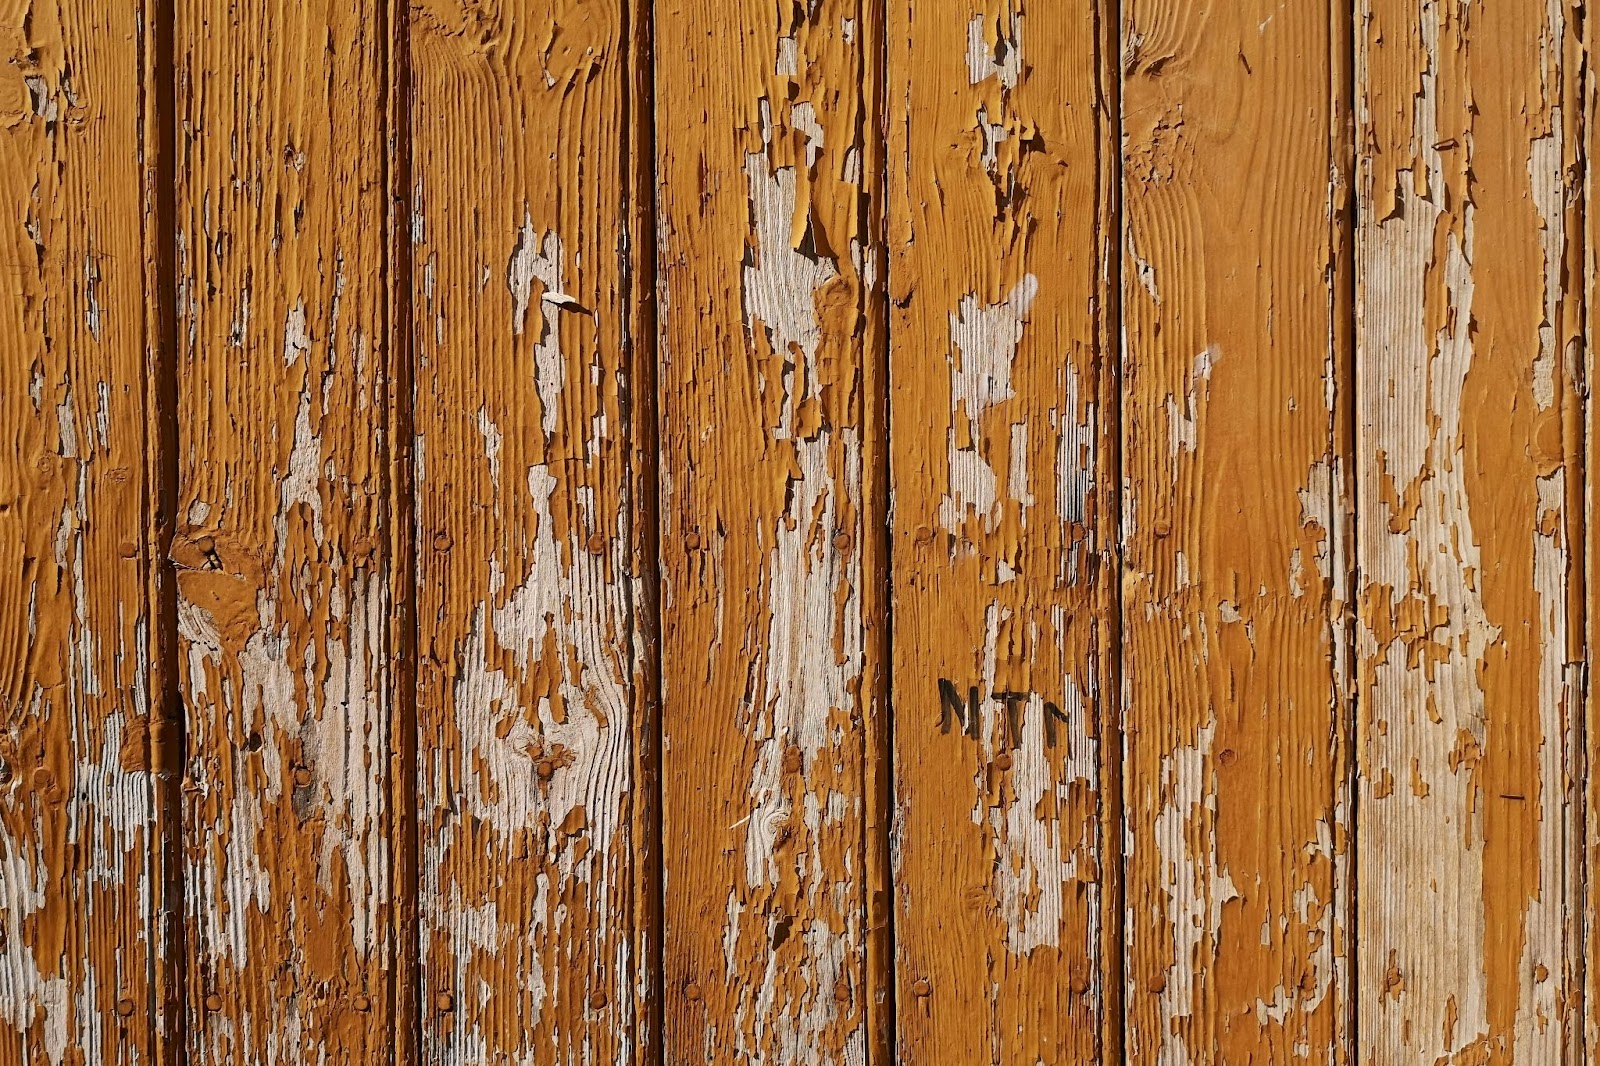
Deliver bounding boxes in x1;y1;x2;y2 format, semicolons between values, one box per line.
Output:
1119;0;1351;1060
652;0;886;1058
408;0;652;1061
1357;1;1583;1060
1589;6;1600;1059
0;2;166;1062
14;2;1600;1063
171;0;403;1060
886;2;1118;1062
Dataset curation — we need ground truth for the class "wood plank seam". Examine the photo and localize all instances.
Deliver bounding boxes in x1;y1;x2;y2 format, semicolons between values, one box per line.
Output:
1331;0;1358;1060
146;0;187;1058
383;0;419;1060
627;0;665;1058
1098;0;1127;1059
857;1;895;1060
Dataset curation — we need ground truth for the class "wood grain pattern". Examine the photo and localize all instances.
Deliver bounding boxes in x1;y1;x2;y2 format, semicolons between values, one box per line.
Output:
652;0;884;1058
408;0;651;1060
886;2;1117;1062
0;2;164;1062
1119;0;1351;1060
1357;0;1583;1060
171;0;403;1059
1588;6;1600;1059
13;5;1600;1063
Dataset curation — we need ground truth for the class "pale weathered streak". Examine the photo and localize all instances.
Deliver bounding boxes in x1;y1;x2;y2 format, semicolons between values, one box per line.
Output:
1357;0;1582;1059
656;0;880;1057
889;2;1116;1062
173;0;400;1058
1;2;162;1062
1121;0;1349;1060
410;0;648;1059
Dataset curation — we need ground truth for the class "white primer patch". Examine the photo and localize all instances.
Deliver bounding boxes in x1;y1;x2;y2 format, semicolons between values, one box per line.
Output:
939;275;1037;535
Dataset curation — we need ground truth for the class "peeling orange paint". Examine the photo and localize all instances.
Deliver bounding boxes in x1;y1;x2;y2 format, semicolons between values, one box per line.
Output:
1121;0;1351;1060
888;1;1116;1062
1358;0;1583;1061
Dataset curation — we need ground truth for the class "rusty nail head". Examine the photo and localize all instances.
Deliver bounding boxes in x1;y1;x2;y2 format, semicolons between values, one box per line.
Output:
994;753;1013;771
433;531;453;552
586;533;606;553
589;990;608;1009
293;767;313;787
684;531;701;550
116;997;136;1017
832;531;851;550
353;994;370;1012
685;983;702;1001
535;760;556;780
204;994;223;1013
435;992;454;1012
1218;748;1238;767
912;978;932;998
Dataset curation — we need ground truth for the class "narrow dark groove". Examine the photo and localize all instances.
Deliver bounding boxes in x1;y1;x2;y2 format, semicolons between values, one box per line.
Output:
863;0;897;1054
1573;1;1591;1057
1100;0;1127;1055
381;0;422;1060
1336;0;1360;1057
145;0;187;1058
622;0;667;1057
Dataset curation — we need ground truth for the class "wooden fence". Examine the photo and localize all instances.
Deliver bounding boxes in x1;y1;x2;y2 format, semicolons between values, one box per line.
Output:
1;0;1591;1062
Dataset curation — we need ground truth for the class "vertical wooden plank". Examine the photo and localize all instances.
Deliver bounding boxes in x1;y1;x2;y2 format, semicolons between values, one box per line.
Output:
1588;2;1600;1058
1358;0;1584;1060
408;0;651;1059
885;1;1117;1062
1120;0;1351;1060
172;0;404;1059
653;0;883;1056
0;2;164;1062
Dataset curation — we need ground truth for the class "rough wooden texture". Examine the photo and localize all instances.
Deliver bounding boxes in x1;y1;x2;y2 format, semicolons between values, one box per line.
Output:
409;0;651;1060
171;0;402;1059
1119;0;1351;1060
16;4;1600;1063
1358;0;1583;1060
885;2;1117;1062
653;0;884;1058
0;2;163;1062
1589;6;1600;1058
